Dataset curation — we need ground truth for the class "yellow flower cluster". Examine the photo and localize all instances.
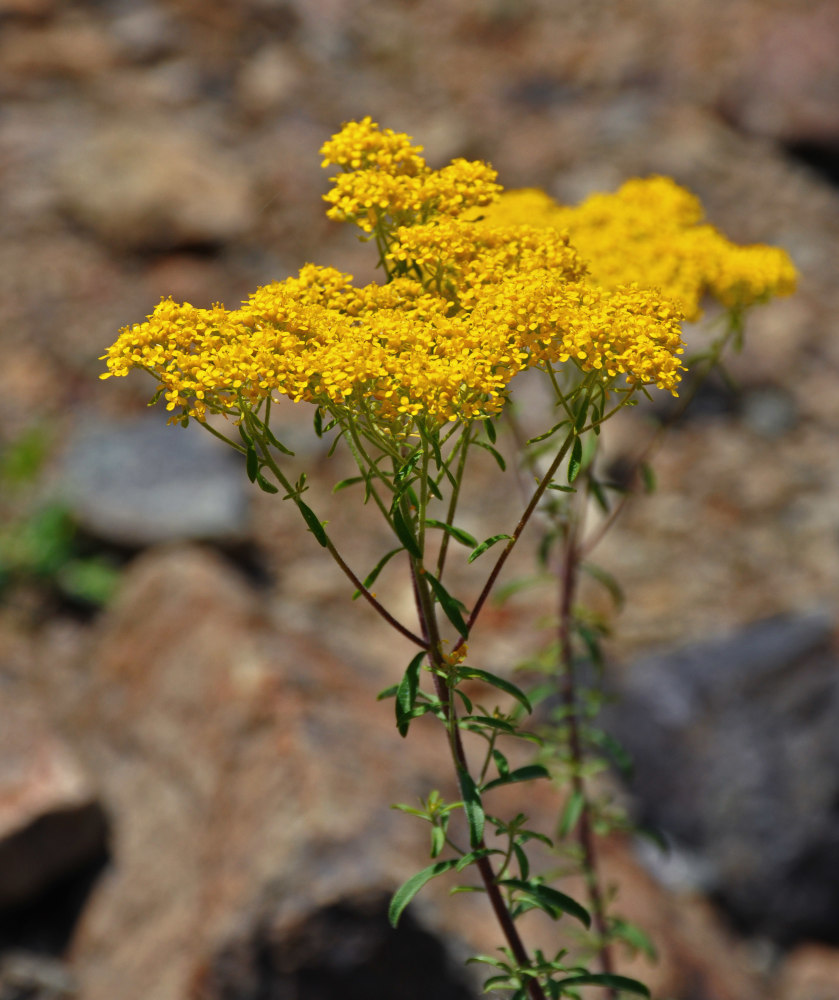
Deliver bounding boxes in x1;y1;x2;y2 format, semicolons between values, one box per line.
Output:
321;116;501;233
480;179;797;320
101;266;529;425
107;118;801;432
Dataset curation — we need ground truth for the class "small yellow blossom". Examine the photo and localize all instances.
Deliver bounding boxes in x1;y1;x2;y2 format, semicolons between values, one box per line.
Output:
481;178;797;320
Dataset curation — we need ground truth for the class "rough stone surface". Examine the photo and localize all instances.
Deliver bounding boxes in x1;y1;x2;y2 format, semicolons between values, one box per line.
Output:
57;415;251;546
604;613;839;945
0;688;106;910
53;120;257;250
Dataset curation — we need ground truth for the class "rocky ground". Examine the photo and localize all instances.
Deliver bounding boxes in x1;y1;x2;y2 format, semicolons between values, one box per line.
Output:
1;1;839;998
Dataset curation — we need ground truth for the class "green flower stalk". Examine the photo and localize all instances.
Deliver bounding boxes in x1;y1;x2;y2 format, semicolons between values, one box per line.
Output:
101;117;796;1000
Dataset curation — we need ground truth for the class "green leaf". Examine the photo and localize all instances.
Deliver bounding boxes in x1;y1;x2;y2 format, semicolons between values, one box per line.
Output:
491;748;509;779
376;684;398;701
640;461;656;494
609;918;658;960
263;424;295;455
582;562;625;610
333;476;365;493
556;974;650;997
425;572;469;639
588;476;610;514
427;477;443;501
430;825;446;858
467;533;511;564
394;450;421;489
558;789;585;837
473;440;506;471
391;505;422;559
313;407;324;437
297;500;328;547
484;419;497;444
425;519;478;549
458;768;485;847
568;436;583;483
460;715;516;735
574;397;589;432
352;547;403;599
482;764;550;793
454;687;473;713
255;472;279;494
396;652;425;737
526;418;570;445
499;879;591;928
389;859;459;927
455;667;532;714
245;446;259;482
512;842;530;880
547;483;576;492
238;422;253;447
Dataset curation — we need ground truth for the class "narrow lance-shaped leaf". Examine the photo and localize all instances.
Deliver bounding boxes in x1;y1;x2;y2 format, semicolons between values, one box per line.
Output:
455;666;532;714
482;764;550;793
467;533;511;564
558;788;585;837
297;500;328;547
425;519;478;549
458;767;485;847
388;859;459;927
425;572;470;639
391;504;422;560
556;974;650;997
396;651;425;737
568;436;583;483
352;547;403;600
255;472;279;494
473;439;506;471
245;446;259;483
499;878;591;928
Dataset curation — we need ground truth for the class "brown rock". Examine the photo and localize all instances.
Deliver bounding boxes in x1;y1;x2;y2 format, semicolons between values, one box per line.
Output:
0;690;106;909
778;944;839;1000
53;120;257;250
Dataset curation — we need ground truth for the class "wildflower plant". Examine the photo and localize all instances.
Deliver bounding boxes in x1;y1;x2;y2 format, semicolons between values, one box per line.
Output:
102;118;796;999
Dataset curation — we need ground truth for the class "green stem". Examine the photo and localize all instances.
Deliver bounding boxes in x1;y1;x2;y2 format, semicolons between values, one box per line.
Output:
557;510;616;993
410;565;548;1000
581;318;740;558
452;423;579;654
435;424;472;579
250;415;426;648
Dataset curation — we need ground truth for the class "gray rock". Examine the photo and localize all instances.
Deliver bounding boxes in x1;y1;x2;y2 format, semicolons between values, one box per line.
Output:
57;414;250;546
0;951;76;1000
605;611;839;944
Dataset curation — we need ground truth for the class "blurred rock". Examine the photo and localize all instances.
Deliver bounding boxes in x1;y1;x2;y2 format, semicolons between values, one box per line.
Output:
57;414;250;547
722;4;839;146
778;943;839;1000
235;44;300;117
0;688;106;909
195;891;476;1000
53;120;257;250
605;611;839;945
0;951;75;1000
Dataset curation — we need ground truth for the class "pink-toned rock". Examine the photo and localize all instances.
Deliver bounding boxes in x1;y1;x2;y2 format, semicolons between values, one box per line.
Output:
778;944;839;1000
0;690;106;908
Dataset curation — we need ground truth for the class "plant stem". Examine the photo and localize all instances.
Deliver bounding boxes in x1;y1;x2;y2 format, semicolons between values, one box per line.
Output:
557;511;616;995
453;424;578;654
411;566;548;1000
252;423;427;648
